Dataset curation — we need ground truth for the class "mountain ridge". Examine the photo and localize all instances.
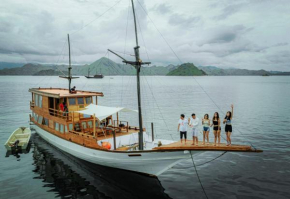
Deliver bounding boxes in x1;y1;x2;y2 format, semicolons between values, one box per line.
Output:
0;57;289;76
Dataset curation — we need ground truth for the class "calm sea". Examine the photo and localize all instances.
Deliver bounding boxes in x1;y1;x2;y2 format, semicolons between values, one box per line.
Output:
0;76;289;199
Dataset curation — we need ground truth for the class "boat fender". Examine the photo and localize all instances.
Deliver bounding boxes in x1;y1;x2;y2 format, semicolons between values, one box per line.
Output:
101;142;111;150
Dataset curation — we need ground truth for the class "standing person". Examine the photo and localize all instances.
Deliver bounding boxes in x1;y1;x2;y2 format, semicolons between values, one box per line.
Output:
223;104;234;146
211;112;221;146
63;102;68;117
189;113;199;145
59;101;64;116
177;114;189;144
202;114;210;145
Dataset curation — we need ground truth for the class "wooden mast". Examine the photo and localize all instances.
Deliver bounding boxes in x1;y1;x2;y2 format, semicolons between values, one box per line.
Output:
131;0;144;150
59;34;79;90
108;0;151;150
68;34;72;92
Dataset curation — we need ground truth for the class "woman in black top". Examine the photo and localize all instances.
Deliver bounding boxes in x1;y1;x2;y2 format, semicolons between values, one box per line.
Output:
211;112;221;146
223;104;234;146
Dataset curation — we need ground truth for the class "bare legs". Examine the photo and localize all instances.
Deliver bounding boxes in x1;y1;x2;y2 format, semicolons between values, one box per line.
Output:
192;136;198;145
217;130;221;145
213;130;217;146
203;131;209;145
226;132;232;146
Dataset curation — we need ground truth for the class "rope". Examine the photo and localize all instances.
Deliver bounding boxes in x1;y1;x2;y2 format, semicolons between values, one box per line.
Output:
136;0;257;151
136;0;182;64
196;151;227;167
190;151;209;199
70;0;124;36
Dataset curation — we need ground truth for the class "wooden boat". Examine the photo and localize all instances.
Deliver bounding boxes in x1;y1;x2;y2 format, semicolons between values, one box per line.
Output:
4;127;31;150
85;68;104;79
29;0;262;176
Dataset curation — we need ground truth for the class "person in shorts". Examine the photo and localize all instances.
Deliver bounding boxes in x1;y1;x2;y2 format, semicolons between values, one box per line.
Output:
189;113;199;145
178;114;189;144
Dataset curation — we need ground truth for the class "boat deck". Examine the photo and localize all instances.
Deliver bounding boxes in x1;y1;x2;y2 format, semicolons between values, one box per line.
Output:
97;129;139;141
154;141;262;152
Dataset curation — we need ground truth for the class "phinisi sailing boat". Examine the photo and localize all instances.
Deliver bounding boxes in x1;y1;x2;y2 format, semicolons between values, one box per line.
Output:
29;0;261;176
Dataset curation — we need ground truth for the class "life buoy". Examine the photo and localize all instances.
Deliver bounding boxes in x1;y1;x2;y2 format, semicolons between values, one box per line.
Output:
102;142;111;150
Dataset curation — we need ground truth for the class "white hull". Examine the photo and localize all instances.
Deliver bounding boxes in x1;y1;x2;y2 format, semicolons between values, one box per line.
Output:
33;125;201;176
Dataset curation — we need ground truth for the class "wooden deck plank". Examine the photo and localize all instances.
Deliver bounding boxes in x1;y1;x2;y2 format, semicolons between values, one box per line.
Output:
153;141;262;152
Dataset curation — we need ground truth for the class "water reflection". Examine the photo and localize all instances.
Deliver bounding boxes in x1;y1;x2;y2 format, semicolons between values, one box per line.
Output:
31;134;170;199
5;143;31;159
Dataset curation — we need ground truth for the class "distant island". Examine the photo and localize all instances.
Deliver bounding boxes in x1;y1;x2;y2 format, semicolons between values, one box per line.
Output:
0;57;289;76
167;63;206;76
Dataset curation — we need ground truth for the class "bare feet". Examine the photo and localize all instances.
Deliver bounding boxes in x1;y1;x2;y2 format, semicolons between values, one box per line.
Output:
191;143;195;145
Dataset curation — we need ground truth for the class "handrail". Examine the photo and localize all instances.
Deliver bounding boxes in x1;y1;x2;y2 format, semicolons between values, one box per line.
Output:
48;108;72;121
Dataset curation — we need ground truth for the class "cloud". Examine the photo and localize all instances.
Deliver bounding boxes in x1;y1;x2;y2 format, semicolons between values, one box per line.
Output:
154;3;171;14
0;0;289;71
168;14;201;28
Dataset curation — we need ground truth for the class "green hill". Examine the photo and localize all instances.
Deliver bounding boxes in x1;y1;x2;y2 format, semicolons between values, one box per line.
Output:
166;63;206;76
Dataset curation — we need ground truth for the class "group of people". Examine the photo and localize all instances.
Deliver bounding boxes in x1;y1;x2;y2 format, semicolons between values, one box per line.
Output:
177;105;234;146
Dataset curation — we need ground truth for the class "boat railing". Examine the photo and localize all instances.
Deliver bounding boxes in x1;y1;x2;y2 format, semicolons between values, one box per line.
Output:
48;108;72;121
30;101;35;108
113;120;129;132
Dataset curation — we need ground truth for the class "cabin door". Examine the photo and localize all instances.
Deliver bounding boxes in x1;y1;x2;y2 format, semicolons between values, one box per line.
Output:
48;97;54;115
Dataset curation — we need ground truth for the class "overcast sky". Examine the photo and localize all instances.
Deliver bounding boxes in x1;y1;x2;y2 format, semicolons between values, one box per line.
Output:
1;0;290;71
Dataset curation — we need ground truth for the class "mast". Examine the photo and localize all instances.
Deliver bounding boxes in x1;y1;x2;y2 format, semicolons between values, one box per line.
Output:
108;0;150;150
59;34;79;88
68;34;72;91
131;0;143;150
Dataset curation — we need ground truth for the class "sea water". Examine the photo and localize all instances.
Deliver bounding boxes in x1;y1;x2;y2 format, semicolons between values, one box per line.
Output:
0;76;289;199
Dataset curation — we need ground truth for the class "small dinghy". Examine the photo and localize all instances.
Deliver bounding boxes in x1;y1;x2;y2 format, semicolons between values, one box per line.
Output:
4;127;31;151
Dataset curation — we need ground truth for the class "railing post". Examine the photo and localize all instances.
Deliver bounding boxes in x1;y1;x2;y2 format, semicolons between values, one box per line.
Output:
113;129;116;150
151;122;154;142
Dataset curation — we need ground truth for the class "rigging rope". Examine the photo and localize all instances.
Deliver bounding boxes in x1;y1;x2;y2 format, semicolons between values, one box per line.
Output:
136;0;257;150
190;151;209;199
70;0;124;36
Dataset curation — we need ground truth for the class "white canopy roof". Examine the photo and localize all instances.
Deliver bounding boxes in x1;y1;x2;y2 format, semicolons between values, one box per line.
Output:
75;104;138;121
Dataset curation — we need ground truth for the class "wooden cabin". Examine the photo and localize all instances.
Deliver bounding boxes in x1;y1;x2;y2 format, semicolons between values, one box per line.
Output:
29;88;141;150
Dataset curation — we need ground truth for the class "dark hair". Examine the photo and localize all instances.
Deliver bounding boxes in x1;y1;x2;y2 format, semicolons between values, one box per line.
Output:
181;114;185;118
213;112;219;121
225;111;232;120
204;114;209;119
191;113;195;116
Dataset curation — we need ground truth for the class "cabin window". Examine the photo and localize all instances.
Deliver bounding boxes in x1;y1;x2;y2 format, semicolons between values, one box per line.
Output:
69;98;76;105
68;123;73;131
35;94;39;107
87;121;93;128
43;118;49;126
81;122;87;129
55;122;59;131
34;113;38;121
85;97;92;104
39;95;42;108
77;97;84;105
65;125;68;133
60;125;64;133
38;116;43;124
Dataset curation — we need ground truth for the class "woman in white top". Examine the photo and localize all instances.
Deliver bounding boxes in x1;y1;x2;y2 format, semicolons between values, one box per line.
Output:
202;114;210;145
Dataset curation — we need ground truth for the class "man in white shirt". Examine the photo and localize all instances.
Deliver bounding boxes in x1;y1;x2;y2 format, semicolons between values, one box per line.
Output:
177;114;189;144
189;113;199;145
